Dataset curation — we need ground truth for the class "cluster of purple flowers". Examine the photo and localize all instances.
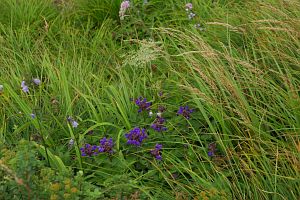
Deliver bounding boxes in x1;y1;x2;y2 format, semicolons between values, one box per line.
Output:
80;144;99;157
185;3;196;20
130;94;197;160
177;106;194;119
21;78;41;93
125;127;148;146
99;137;114;154
184;3;205;31
135;97;152;113
151;117;167;132
124;127;163;160
80;137;114;157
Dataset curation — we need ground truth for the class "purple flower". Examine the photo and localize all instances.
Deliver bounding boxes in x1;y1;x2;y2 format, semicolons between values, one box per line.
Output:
22;86;29;93
150;144;163;160
121;0;130;9
119;0;130;20
72;120;79;128
30;113;36;119
32;78;41;85
67;116;79;128
177;106;194;119
99;137;114;154
80;144;99;157
21;81;29;93
135;97;152;113
185;3;193;11
208;143;216;157
151;117;167;132
21;81;26;88
125;127;148;146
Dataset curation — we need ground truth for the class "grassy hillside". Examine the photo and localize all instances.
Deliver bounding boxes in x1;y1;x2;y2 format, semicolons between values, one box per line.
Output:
0;0;299;199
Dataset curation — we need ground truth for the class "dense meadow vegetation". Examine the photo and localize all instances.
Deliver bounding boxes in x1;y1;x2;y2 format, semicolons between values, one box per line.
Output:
0;0;300;199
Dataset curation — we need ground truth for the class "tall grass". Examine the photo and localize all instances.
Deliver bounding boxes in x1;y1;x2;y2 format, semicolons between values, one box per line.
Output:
0;0;299;199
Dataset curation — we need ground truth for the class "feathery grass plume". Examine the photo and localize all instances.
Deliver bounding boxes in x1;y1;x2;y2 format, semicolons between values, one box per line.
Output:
122;40;163;68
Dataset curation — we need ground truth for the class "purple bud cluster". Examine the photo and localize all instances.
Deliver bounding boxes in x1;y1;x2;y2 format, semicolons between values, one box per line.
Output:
177;106;194;119
80;144;99;157
80;137;114;157
151;117;167;132
150;144;163;160
135;97;152;113
99;137;114;154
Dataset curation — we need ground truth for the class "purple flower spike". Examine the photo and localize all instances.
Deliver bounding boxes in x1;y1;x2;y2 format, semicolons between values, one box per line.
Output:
119;0;130;20
99;137;114;154
125;127;148;146
177;105;194;119
80;144;99;157
33;78;41;85
151;117;167;132
135;97;152;113
30;113;36;119
151;144;163;160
